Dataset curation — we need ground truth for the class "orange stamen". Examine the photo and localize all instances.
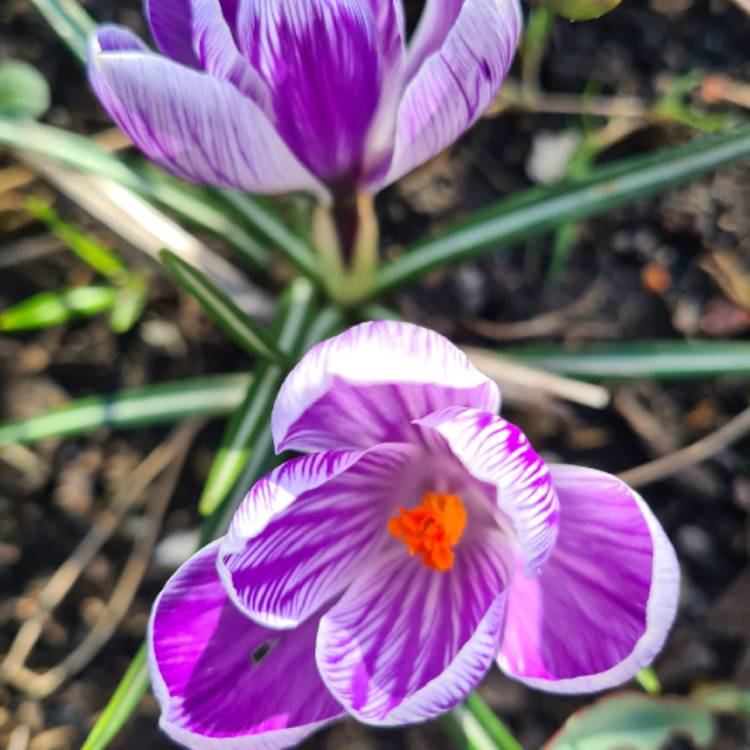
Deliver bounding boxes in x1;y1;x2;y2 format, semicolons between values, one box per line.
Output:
388;492;467;572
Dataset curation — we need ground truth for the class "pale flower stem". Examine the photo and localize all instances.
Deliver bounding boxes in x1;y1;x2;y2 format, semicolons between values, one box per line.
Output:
447;693;526;750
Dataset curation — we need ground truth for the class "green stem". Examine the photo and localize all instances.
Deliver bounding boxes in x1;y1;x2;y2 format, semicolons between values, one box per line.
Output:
465;693;525;750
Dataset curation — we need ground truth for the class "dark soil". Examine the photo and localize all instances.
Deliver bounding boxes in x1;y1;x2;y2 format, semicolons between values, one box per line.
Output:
1;0;750;748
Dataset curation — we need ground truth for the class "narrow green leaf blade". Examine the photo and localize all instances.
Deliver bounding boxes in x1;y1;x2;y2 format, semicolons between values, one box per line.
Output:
28;0;94;63
218;191;321;283
0;60;50;119
25;197;128;280
0;120;271;275
507;340;750;380
80;644;149;750
199;279;317;516
464;694;524;750
0;374;250;446
372;127;750;296
160;250;285;364
0;286;117;331
109;276;150;333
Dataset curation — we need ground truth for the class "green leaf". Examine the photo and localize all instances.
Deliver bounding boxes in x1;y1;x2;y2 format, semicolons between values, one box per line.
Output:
692;685;750;717
371;127;750;296
0;374;250;446
25;197;128;280
0;120;271;275
160;250;285;364
109;275;150;334
0;119;140;186
218;191;321;283
0;60;50;119
507;341;750;380
464;694;524;750
27;0;94;63
543;693;715;750
80;644;149;750
199;278;317;516
0;286;117;331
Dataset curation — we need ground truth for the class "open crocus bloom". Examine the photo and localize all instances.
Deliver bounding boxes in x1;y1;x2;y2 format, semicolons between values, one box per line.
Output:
149;321;680;749
87;0;522;201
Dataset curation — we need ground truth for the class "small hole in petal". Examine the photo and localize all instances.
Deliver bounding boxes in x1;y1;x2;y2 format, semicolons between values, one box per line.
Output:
250;639;278;668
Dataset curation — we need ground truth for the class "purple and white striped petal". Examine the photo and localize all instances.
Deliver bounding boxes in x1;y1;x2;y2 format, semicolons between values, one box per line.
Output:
316;530;512;725
414;407;559;576
403;0;462;82
144;0;200;67
219;445;415;630
149;540;345;750
377;0;522;189
88;29;327;198
190;0;272;109
272;321;501;454
498;466;680;693
235;0;383;184
359;0;407;183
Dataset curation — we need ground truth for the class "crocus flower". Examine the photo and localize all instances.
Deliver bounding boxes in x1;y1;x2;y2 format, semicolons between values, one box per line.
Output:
87;0;522;201
149;321;679;749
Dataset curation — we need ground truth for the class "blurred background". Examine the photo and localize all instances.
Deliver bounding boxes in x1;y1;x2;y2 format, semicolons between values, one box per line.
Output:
1;0;750;748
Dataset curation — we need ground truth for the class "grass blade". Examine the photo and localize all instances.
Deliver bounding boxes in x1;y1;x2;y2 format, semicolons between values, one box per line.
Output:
464;694;524;750
198;278;317;515
160;250;285;364
80;644;148;750
0;374;250;446
0;286;116;331
507;340;750;380
27;0;93;63
218;191;321;283
372;127;750;296
25;197;127;280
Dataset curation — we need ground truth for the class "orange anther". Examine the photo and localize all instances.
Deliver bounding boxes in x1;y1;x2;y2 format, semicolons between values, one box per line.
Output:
388;492;467;572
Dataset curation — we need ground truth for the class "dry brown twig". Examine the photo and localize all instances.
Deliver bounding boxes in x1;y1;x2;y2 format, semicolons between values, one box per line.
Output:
619;405;750;488
0;419;204;699
464;347;611;410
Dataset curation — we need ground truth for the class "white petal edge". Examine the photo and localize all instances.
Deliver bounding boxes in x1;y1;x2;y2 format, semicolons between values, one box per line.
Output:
497;465;680;694
148;540;342;750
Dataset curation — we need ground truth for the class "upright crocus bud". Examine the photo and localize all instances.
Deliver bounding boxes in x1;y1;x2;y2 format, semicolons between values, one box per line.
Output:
87;0;523;203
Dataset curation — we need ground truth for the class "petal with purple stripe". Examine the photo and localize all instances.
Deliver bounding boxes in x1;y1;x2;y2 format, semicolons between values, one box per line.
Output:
144;0;241;67
190;0;271;109
415;407;559;576
87;31;326;198
144;0;200;67
272;321;500;454
359;0;407;183
497;465;680;693
378;0;522;189
403;0;463;82
316;531;512;725
149;540;344;750
235;0;383;184
219;445;415;630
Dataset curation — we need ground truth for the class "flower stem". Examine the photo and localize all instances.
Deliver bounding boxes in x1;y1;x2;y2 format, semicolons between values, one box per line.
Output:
463;693;525;750
312;194;380;306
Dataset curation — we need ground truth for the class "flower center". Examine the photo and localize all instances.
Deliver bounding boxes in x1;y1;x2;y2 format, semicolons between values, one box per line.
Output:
388;492;467;572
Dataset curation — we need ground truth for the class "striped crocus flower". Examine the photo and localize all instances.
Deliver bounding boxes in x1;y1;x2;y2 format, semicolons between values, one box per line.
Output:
149;321;680;750
87;0;521;202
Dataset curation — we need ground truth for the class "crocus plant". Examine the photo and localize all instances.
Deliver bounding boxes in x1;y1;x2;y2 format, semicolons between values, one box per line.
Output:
87;0;522;202
149;321;679;749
